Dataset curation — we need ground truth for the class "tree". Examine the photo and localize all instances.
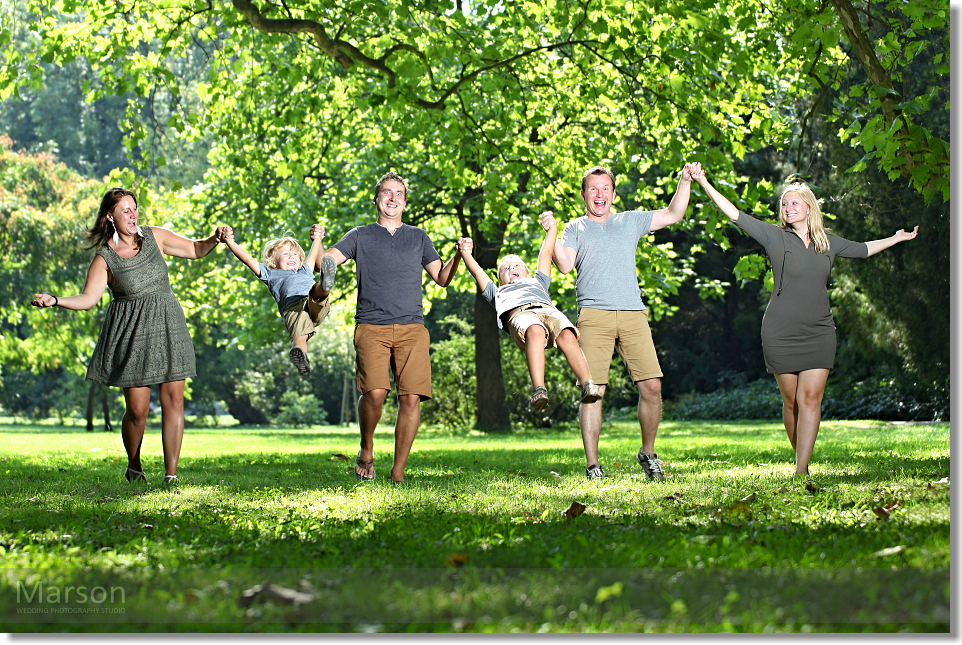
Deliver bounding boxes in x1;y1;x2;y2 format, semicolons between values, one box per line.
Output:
3;0;947;429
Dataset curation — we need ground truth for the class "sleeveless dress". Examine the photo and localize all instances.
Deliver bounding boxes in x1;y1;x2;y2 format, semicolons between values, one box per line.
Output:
85;226;196;387
735;212;868;374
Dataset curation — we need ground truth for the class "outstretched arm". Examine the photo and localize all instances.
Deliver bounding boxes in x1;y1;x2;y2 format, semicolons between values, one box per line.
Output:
152;225;225;260
865;226;919;256
31;254;110;311
306;224;325;272
221;227;262;277
690;164;740;223
537;211;558;278
650;163;696;231
456;238;492;291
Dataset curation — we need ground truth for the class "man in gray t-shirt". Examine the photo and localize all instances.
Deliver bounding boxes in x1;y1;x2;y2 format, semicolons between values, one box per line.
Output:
551;163;695;481
326;171;467;484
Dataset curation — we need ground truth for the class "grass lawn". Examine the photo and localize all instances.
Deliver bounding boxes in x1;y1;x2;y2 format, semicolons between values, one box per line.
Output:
0;417;949;633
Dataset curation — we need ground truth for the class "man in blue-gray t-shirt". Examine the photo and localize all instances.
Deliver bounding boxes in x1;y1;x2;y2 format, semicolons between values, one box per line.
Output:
326;171;467;483
551;163;696;481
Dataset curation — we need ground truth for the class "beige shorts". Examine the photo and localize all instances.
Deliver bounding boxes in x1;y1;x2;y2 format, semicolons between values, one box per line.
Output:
354;323;432;400
282;295;331;342
505;304;579;351
577;307;662;385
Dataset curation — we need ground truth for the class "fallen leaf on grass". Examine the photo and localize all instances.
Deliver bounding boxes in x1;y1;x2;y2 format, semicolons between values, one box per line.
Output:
663;492;684;501
931;477;949;485
550;471;561;478
563;501;587;519
445;552;470;567
872;506;890;520
740;493;756;503
725;500;752;518
805;482;824;493
330;453;350;461
777;487;789;493
239;583;315;607
612;462;623;468
872;545;907;557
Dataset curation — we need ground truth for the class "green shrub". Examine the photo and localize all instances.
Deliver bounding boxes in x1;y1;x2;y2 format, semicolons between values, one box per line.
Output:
666;376;949;421
276;390;326;427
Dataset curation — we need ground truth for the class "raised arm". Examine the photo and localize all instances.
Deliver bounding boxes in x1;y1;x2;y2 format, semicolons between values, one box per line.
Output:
690;164;740;223
306;224;325;272
152;225;225;260
650;163;696;231
537;211;558;278
31;254;110;311
550;216;577;274
865;226;919;257
221;227;262;277
425;242;464;287
456;237;492;291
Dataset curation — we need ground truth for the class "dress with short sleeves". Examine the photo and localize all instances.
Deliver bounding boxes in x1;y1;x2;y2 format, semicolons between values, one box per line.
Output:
85;226;196;387
735;212;868;373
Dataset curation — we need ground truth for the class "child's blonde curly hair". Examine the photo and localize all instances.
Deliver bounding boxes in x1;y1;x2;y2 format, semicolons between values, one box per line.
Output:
262;236;306;269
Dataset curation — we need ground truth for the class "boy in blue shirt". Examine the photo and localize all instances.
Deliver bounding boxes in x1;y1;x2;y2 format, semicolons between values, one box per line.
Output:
222;224;336;377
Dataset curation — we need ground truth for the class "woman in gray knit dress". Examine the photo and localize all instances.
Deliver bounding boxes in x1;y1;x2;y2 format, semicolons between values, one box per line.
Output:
692;166;918;475
31;187;226;484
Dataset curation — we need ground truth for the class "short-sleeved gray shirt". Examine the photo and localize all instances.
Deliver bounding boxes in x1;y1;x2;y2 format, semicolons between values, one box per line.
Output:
258;264;316;315
333;222;441;325
480;270;553;330
560;210;654;310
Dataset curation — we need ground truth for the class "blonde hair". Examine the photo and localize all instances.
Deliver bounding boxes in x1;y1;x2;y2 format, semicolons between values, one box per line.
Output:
497;254;530;286
581;166;616;193
262;237;306;269
779;182;829;254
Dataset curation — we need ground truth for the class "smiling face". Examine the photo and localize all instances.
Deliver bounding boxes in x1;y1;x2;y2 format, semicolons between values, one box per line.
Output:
110;196;139;238
272;243;302;271
581;173;615;219
780;191;811;229
375;179;407;222
497;255;531;286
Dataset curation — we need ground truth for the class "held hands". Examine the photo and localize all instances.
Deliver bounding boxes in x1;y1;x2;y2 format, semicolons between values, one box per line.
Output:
539;211;557;231
688;162;706;185
310;224;326;241
681;162;702;183
456;237;474;257
220;226;235;242
30;294;56;308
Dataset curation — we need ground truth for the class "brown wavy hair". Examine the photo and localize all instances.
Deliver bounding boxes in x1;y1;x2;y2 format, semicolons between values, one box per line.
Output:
85;187;143;251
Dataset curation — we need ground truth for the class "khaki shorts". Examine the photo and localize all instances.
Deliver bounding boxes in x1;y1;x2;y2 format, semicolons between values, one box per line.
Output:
505;304;579;351
282;295;331;342
354;323;432;400
577;307;662;385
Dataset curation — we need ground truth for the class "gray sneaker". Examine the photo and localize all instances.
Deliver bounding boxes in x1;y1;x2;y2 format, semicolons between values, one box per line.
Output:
636;450;665;481
586;464;605;480
289;347;311;377
320;254;337;291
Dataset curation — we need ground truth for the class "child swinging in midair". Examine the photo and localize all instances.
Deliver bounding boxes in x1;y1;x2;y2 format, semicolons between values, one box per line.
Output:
222;224;336;377
459;211;602;410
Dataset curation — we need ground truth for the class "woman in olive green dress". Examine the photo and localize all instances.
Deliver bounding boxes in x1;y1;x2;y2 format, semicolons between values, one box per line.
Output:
31;187;226;484
692;165;918;475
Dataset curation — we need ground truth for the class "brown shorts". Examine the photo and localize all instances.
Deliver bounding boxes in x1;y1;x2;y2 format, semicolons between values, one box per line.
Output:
283;295;331;342
505;304;578;351
354;323;432;400
577;307;662;385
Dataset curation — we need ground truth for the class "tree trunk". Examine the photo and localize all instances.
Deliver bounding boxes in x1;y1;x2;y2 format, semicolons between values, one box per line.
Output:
101;386;113;432
473;291;511;431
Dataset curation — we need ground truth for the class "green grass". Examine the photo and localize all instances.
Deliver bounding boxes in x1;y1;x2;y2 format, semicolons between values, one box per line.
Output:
0;418;949;632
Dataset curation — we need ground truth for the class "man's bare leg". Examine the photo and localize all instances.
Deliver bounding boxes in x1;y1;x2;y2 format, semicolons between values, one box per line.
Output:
636;377;662;454
391;394;421;482
579;384;607;468
356;388;388;479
